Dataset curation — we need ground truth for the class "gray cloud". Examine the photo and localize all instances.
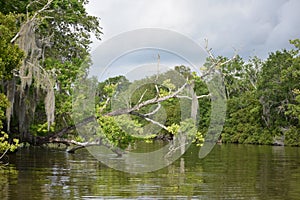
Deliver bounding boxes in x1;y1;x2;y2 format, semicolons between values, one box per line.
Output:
86;0;300;80
89;29;207;81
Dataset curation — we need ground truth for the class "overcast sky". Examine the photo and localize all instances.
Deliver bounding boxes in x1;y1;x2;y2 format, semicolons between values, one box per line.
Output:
85;0;300;80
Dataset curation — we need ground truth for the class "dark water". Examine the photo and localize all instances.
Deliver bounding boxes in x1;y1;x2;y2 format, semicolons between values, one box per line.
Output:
1;143;300;199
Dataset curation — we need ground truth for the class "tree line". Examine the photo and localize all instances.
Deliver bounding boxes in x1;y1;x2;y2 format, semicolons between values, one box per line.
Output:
0;0;299;159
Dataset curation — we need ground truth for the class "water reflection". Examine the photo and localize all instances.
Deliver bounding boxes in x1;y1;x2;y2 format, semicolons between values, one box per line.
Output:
1;144;300;199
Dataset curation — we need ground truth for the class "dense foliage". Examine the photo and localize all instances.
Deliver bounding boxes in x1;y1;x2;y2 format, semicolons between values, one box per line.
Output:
0;0;101;156
221;40;300;145
0;0;299;159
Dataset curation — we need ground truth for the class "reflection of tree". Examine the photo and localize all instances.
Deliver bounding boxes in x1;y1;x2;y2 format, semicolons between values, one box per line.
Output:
0;166;18;199
256;146;294;199
3;144;300;199
197;144;300;199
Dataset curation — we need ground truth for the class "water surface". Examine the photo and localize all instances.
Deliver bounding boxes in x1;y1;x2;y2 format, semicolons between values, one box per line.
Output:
1;143;300;199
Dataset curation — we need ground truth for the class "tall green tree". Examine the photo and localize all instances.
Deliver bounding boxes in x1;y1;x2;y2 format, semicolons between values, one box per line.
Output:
0;0;102;143
258;40;299;129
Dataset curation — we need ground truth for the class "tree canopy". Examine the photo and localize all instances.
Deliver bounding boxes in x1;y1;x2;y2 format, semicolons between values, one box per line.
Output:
0;0;299;159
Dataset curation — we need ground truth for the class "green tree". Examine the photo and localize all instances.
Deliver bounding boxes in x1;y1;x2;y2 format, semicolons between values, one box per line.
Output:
221;39;300;146
0;0;102;143
0;94;19;159
0;12;23;156
222;91;273;144
258;40;299;130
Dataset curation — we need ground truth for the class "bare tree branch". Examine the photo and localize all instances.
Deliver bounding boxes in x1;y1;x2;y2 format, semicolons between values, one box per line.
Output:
98;97;111;113
11;0;54;43
144;103;161;117
137;89;148;105
176;94;211;100
50;138;123;156
201;38;237;79
130;111;168;131
105;82;188;116
155;84;160;96
0;148;10;160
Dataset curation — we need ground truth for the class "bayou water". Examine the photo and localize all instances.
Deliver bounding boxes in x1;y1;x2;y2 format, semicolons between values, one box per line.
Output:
1;143;300;199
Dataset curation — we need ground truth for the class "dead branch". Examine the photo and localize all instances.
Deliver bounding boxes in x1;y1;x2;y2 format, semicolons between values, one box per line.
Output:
11;0;54;43
106;82;188;116
176;94;211;100
98;97;111;113
130;111;168;131
0;148;10;160
201;39;237;79
137;89;148;105
165;142;188;158
144;103;161;117
155;84;160;96
50;138;123;156
48;82;192;139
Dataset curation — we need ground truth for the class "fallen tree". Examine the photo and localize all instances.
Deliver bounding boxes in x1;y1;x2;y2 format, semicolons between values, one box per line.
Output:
29;38;236;155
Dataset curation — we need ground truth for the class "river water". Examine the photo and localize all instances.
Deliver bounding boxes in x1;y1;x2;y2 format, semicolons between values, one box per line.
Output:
1;143;300;199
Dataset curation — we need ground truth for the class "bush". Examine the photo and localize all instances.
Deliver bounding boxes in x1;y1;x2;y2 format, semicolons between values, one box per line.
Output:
284;126;300;146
